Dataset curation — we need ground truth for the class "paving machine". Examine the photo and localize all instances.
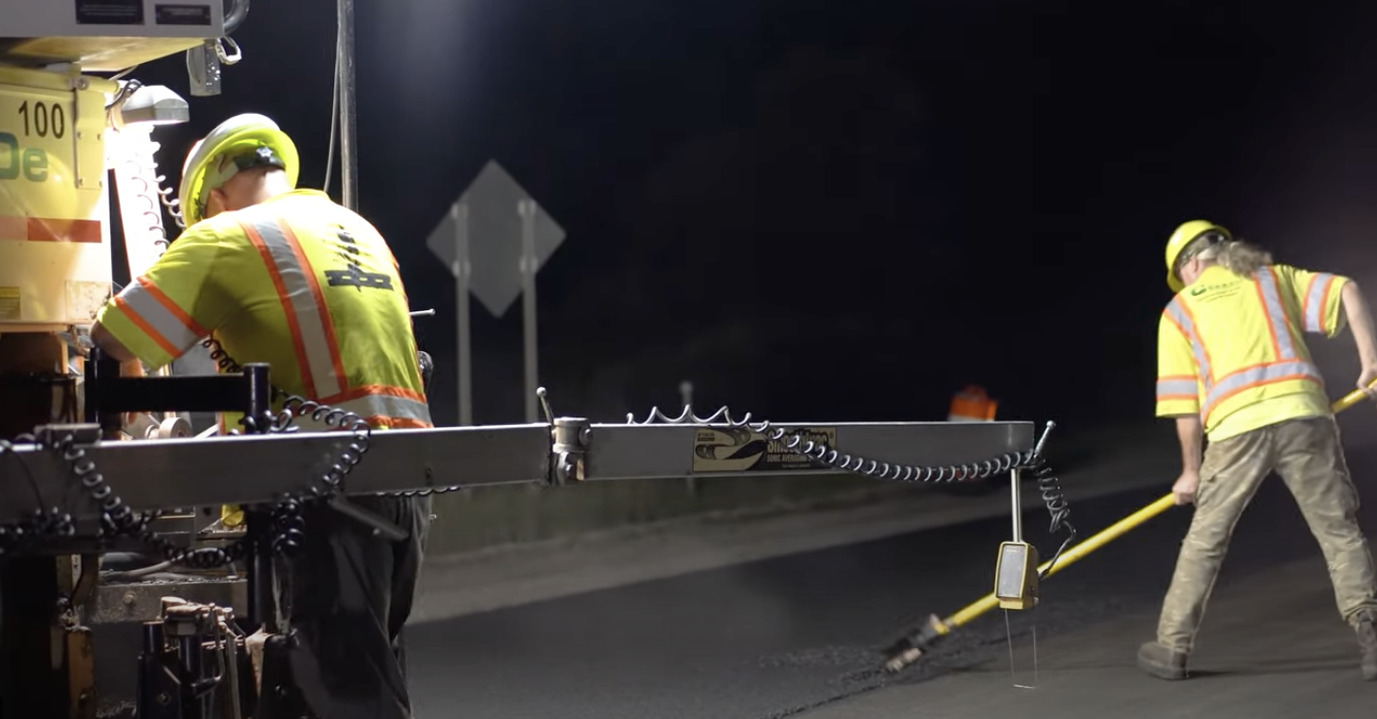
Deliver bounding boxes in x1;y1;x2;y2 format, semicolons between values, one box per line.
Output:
0;3;1070;716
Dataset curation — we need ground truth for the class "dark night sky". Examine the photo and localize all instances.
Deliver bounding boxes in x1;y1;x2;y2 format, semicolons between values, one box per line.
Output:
126;0;1377;430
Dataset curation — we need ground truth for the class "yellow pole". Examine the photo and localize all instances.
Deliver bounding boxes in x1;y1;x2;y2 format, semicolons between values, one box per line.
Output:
936;386;1372;633
1331;385;1372;414
944;493;1176;628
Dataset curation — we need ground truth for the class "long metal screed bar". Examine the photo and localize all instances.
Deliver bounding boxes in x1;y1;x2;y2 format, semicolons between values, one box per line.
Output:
0;406;1037;527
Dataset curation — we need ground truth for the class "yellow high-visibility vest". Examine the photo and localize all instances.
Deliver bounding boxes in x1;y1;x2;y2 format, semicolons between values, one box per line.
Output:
1155;263;1347;441
96;190;434;526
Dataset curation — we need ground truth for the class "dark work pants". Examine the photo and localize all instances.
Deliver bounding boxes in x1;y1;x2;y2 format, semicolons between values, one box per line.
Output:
277;495;432;719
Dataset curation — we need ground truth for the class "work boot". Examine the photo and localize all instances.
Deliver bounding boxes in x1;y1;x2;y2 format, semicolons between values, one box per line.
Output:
1356;612;1377;681
1137;641;1188;680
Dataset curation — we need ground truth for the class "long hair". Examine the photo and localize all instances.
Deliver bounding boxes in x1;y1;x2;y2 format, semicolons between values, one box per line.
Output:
1184;235;1274;277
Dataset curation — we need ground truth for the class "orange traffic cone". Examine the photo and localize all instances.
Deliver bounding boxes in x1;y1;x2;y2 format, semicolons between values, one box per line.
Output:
948;385;997;422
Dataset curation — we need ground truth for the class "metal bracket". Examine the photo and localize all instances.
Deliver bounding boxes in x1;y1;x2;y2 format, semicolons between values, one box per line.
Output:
994;422;1058;611
69;554;98;609
33;423;101;447
550;417;590;486
83;347;271;436
187;39;223;97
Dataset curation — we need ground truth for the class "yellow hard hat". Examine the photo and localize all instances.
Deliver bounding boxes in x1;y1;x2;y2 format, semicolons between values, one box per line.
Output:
178;113;300;227
1164;219;1232;293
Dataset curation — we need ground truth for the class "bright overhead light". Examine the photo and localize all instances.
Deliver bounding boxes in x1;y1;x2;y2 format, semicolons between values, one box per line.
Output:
119;84;190;126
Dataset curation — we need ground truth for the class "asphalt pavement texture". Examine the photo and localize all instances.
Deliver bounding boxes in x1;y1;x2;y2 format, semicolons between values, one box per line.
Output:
406;442;1377;719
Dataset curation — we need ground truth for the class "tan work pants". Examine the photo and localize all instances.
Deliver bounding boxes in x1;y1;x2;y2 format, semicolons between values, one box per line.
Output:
1157;415;1377;653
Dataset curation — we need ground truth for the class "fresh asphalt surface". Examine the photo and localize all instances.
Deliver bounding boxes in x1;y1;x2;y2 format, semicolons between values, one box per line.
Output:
405;438;1377;719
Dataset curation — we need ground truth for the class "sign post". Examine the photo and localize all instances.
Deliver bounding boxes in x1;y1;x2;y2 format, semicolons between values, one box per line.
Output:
679;380;696;494
426;161;566;425
451;203;473;425
519;199;540;423
336;0;358;211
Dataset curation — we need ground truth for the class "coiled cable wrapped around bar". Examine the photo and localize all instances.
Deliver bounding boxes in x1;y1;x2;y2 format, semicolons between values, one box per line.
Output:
204;335;372;510
0;437;75;557
628;403;1077;571
38;430;287;568
204;337;459;500
0;333;373;566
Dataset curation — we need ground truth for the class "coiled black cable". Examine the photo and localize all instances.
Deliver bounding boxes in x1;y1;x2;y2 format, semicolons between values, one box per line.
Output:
782;431;1031;484
44;431;262;568
0;383;83;553
202;336;373;508
205;336;462;499
628;404;1078;574
0;508;77;558
1030;454;1075;577
0;354;328;564
780;424;1075;573
0;436;77;557
781;428;1074;569
0;344;332;566
270;496;306;555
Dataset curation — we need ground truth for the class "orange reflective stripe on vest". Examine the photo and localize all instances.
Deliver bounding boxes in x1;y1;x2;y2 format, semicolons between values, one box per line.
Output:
113;276;209;357
1166;267;1324;424
237;216;435;429
1253;268;1298;360
239;215;349;399
1163;300;1213;385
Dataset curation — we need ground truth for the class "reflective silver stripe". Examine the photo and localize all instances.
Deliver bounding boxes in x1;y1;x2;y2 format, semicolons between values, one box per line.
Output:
117;277;204;354
1156;378;1198;400
1253;269;1297;359
1165;299;1211;388
1304;272;1339;333
293;392;433;431
1202;360;1323;416
241;216;344;399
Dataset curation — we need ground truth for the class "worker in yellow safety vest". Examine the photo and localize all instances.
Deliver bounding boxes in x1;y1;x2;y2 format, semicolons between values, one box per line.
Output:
89;113;432;718
1139;219;1377;682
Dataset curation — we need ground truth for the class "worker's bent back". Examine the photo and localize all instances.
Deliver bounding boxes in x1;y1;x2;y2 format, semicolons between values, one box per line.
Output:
98;188;432;431
1155;263;1348;442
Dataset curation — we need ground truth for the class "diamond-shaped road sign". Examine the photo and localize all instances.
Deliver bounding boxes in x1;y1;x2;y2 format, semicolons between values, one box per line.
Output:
426;160;566;318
